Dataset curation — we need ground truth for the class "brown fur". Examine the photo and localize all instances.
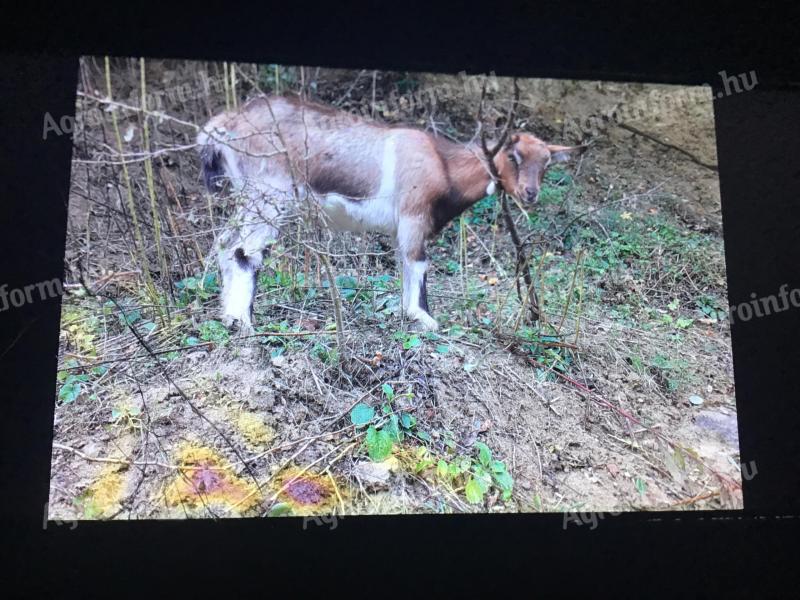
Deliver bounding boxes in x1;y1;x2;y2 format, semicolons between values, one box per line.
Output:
203;94;581;228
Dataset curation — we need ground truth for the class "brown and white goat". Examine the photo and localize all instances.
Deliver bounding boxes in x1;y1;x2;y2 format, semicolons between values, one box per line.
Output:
197;94;583;332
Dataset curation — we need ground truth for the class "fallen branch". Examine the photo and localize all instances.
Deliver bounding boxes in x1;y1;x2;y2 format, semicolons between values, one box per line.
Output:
618;123;718;172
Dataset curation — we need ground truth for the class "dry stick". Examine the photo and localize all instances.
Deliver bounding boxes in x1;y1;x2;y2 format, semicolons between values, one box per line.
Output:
159;163;206;268
104;57;157;305
52;442;231;472
222;62;231;110
230;63;238;110
557;248;585;335
618;123;718;172
465;221;507;278
477;78;539;324
139;58;170;324
57;340;216;371
319;249;347;362
671;490;720;507
371;70;378;119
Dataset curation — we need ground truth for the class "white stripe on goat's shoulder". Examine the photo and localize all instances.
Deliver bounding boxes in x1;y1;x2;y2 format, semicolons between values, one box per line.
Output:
317;134;398;235
377;134;397;202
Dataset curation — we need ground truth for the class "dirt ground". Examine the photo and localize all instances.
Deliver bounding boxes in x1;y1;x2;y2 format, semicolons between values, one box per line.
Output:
48;59;741;521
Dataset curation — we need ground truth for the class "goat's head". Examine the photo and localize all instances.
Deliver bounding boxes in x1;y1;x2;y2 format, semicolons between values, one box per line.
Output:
496;133;585;204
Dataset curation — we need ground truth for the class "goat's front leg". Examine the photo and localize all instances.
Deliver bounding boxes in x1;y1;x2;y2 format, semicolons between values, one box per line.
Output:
398;220;438;331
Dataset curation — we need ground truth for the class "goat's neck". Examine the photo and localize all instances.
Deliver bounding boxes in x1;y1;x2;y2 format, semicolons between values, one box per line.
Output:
443;141;505;209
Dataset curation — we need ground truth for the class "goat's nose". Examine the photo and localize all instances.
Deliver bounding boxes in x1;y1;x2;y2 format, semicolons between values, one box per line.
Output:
525;187;538;201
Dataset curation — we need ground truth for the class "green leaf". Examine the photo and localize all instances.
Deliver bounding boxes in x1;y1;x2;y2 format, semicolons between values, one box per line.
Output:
435;344;450;354
184;336;202;346
675;317;694;329
634;477;647;495
118;308;141;326
437;460;449;478
400;413;416;429
268;502;293;517
491;460;506;473
59;381;81;404
365;426;393;461
350;403;375;427
475;442;492;467
381;383;394;401
415;431;432;443
493;470;514;492
465;478;485;504
403;335;422;350
384;414;402;442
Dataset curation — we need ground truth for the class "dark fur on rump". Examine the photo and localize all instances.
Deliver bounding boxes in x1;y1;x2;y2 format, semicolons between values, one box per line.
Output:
200;144;225;192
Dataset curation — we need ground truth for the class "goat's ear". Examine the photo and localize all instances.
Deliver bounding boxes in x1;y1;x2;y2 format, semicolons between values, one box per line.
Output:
548;144;586;162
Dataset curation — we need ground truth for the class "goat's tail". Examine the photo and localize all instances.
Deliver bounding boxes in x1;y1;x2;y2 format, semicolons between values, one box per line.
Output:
197;116;231;192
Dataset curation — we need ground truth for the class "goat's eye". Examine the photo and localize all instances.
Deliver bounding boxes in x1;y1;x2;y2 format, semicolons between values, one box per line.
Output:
507;152;517;164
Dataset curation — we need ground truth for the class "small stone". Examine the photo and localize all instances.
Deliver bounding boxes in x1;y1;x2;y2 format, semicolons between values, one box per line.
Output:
271;355;286;368
353;461;392;487
688;395;704;406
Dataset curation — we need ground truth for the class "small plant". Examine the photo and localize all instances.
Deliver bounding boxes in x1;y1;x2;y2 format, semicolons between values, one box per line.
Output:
695;294;727;322
311;340;339;364
61;306;100;356
198;319;230;344
56;361;105;404
175;272;219;307
648;354;689;392
350;387;419;462
517;327;573;379
392;330;422;350
110;403;142;430
421;440;514;506
465;194;498;225
58;372;89;404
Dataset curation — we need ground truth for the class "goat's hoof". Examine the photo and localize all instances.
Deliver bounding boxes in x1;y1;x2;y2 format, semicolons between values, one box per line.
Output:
410;313;439;332
221;313;254;336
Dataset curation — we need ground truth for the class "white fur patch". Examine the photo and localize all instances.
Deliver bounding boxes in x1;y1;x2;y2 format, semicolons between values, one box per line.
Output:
317;135;397;234
221;261;255;330
486;181;496;196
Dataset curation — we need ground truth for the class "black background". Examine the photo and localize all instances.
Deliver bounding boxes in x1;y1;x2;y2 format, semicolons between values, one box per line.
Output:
1;2;799;595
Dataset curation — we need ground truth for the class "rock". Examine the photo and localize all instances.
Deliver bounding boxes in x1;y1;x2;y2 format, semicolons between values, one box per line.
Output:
271;355;286;368
688;395;704;406
353;461;392;487
694;409;739;445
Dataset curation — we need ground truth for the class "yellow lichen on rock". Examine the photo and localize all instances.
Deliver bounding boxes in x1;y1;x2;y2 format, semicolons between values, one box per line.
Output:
236;411;276;448
162;443;262;515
